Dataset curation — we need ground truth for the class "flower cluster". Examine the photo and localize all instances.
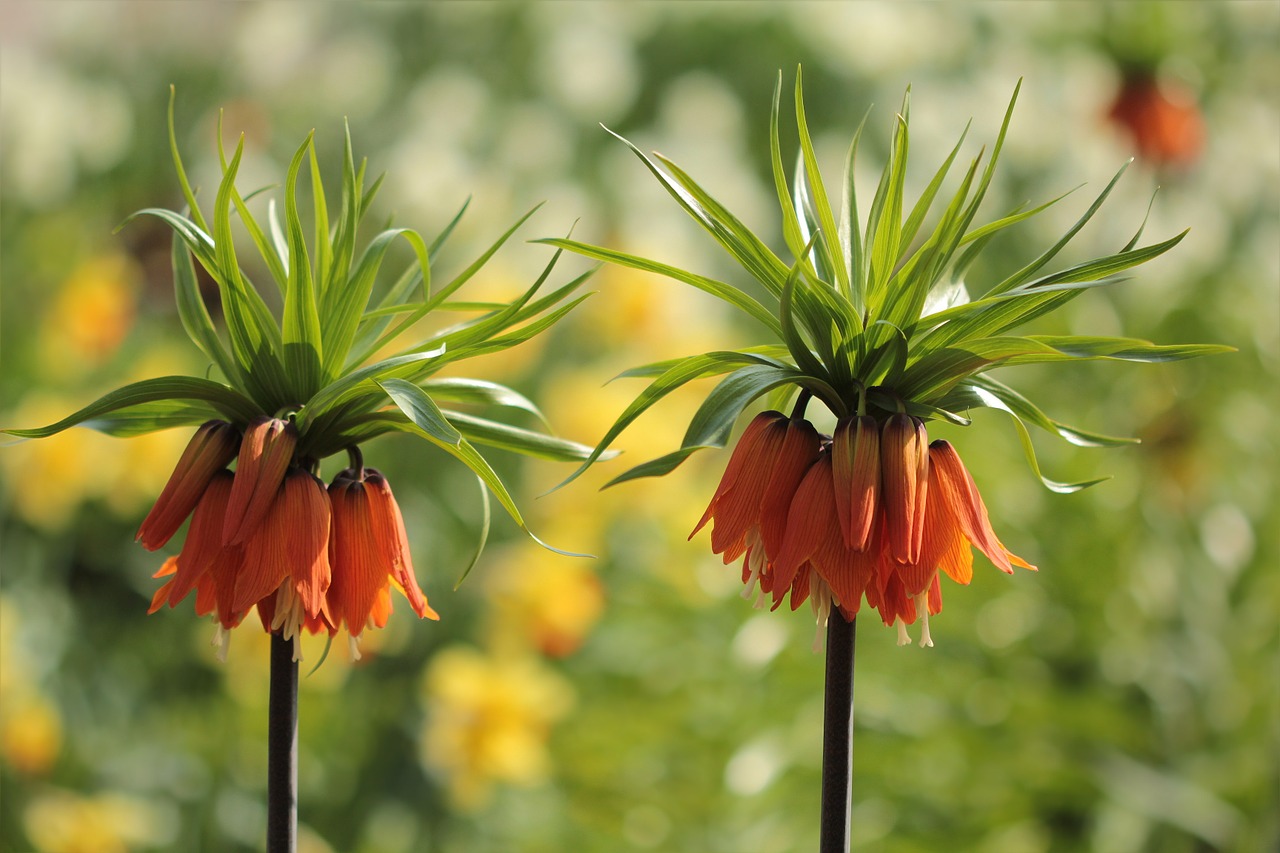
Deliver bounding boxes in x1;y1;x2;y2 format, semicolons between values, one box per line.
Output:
144;418;436;660
551;71;1228;647
6;97;600;662
694;410;1033;646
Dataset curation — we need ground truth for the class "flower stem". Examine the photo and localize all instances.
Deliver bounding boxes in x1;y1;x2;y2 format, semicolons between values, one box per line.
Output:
267;631;298;853
820;611;856;853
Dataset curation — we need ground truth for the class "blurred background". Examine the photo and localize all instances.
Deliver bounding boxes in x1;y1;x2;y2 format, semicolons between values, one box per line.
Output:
1;2;1276;852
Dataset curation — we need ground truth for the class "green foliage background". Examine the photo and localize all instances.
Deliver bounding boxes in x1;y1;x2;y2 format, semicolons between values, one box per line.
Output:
1;2;1275;852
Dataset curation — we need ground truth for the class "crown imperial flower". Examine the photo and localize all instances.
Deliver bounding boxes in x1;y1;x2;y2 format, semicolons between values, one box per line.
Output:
7;93;600;662
551;70;1230;646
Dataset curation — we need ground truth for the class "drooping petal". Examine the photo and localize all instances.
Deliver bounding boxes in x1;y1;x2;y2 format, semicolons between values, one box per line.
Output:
165;471;236;607
365;470;438;621
706;417;790;561
881;414;928;564
690;411;786;540
771;452;837;606
816;518;879;618
928;440;1035;574
831;416;880;551
757;417;823;560
222;417;297;545
234;469;331;615
148;557;179;614
327;478;385;636
137;420;239;550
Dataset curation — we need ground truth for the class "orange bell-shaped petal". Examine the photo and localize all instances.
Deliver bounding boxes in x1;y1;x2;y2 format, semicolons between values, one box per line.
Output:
365;470;436;620
880;414;928;564
692;412;789;560
328;468;439;639
233;469;332;615
832;415;880;551
771;452;837;605
162;470;237;608
756;417;822;559
137;420;239;550
222;417;297;545
928;440;1036;574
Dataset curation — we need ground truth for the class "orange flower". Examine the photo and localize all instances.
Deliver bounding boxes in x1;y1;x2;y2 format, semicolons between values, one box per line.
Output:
1108;71;1205;169
222;417;296;545
148;466;336;661
690;411;821;600
136;420;239;550
328;467;438;658
696;414;1034;647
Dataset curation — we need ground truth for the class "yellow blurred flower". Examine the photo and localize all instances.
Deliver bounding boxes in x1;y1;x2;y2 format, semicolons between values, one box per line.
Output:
0;392;190;531
1;694;63;775
0;600;64;775
420;645;573;810
38;252;140;377
485;544;605;657
23;789;161;853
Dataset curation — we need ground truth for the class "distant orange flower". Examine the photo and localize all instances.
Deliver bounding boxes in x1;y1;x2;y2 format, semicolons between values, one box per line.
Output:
693;414;1035;646
1108;72;1205;169
328;466;438;658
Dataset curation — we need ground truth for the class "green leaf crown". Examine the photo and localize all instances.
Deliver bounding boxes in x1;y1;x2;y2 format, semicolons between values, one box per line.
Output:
547;70;1232;492
5;90;601;556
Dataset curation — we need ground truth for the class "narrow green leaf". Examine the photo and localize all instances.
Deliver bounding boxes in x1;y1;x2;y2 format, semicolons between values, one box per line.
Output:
968;385;1111;493
968;376;1138;447
794;68;848;293
443;411;614;462
282;133;324;397
378;379;461;445
300;347;446;429
454;474;491;589
3;377;261;438
170;230;238;384
539;238;783;337
167;87;209;235
423;378;548;426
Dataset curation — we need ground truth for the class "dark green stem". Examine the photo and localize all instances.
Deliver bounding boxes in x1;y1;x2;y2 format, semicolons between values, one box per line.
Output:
267;631;298;853
819;612;856;853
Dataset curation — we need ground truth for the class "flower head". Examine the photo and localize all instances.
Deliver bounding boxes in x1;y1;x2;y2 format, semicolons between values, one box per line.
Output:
552;70;1229;645
328;466;438;657
8;93;600;662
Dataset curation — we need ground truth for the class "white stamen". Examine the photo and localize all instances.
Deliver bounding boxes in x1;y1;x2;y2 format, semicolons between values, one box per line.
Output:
810;575;833;653
914;593;934;648
348;634;363;662
895;618;911;647
739;533;766;600
212;624;231;662
270;585;306;662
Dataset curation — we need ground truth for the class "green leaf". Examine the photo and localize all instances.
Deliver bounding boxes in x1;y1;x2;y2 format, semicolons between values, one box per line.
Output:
300;347;446;429
444;411;614;462
170;229;238;384
166;87;209;235
80;400;224;437
381;379;586;558
538;238;783;337
967;385;1111;493
986;157;1129;296
603;125;789;297
967;376;1138;447
793;68;848;293
454;474;491;589
3;377;261;438
604;362;803;486
423;378;548;426
1015;334;1235;364
281;132;324;396
378;379;461;445
552;350;792;491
